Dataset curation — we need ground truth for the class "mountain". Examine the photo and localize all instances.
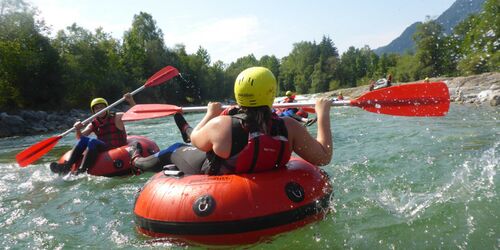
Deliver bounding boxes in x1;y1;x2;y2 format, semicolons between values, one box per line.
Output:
374;0;486;55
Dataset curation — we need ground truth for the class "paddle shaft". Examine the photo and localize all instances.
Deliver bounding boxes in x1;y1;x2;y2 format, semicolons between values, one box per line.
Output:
123;82;450;122
15;65;180;167
180;101;350;113
59;85;146;137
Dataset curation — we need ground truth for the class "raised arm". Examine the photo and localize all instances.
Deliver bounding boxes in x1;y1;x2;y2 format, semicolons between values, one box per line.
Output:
124;92;136;107
287;98;332;166
190;102;232;158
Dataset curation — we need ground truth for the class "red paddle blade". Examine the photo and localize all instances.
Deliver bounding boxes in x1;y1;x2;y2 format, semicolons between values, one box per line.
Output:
351;82;450;117
301;106;316;113
16;135;62;167
123;104;182;121
144;66;179;88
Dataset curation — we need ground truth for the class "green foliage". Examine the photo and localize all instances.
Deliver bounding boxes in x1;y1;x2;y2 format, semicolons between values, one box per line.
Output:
337;46;383;88
0;40;22;108
278;36;339;95
338;47;361;87
453;0;499;74
414;20;447;77
0;0;497;111
259;55;280;77
122;12;168;83
328;79;340;90
0;0;30;16
52;24;126;108
0;2;62;110
390;54;419;82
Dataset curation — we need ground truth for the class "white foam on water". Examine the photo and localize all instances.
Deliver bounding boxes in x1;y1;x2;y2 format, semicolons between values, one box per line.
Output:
104;219;130;246
32;216;48;226
374;141;498;219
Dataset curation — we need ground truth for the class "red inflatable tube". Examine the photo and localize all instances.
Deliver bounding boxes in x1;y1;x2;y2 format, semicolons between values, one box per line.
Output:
134;157;333;246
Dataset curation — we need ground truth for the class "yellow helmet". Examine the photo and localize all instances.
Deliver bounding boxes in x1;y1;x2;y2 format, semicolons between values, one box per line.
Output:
286;90;293;97
90;97;108;112
234;67;276;108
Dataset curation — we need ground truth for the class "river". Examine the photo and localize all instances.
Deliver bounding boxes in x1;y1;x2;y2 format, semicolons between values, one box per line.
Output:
0;104;498;249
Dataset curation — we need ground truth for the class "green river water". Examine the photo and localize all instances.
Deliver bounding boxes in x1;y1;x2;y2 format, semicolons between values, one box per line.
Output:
0;104;498;249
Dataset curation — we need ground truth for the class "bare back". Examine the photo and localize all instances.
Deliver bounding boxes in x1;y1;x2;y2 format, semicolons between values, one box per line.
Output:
192;113;332;166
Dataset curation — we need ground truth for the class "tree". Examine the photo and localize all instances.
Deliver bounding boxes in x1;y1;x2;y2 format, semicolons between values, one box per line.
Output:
413;20;447;78
52;24;127;108
258;55;281;92
259;55;280;76
453;0;499;74
338;47;359;87
391;54;419;82
311;55;329;92
0;1;61;110
0;0;29;17
122;12;168;86
318;36;339;58
279;41;319;94
207;60;228;101
121;12;184;104
196;46;211;65
314;36;339;91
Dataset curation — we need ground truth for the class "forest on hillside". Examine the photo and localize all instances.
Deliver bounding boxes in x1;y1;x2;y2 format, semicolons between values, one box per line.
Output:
0;0;498;110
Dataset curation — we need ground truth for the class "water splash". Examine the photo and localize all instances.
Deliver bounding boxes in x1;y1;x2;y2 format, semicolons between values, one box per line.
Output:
374;141;498;219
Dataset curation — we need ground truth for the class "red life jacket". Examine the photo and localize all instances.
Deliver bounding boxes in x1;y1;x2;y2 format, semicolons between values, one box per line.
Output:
220;106;239;116
296;109;308;118
91;113;127;149
207;112;291;174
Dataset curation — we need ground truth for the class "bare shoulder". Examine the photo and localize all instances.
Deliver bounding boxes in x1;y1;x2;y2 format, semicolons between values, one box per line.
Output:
281;116;310;146
206;116;233;144
282;116;306;132
208;115;232;128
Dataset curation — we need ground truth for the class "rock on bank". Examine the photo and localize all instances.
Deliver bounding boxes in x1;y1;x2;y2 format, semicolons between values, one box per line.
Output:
0;109;89;138
311;72;500;106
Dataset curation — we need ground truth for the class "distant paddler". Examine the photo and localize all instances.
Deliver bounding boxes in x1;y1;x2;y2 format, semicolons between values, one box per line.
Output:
50;94;136;175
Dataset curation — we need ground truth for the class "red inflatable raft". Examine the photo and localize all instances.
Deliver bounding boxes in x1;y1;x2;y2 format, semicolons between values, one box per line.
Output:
134;157;333;245
56;135;159;177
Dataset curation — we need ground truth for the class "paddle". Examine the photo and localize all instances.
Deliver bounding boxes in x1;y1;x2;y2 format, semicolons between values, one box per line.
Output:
122;82;450;121
15;65;180;167
300;107;316;113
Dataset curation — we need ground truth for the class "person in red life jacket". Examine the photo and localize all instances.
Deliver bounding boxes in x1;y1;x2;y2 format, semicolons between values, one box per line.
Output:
283;90;295;103
131;67;332;175
295;109;309;119
278;90;317;126
50;94;136;175
337;91;344;100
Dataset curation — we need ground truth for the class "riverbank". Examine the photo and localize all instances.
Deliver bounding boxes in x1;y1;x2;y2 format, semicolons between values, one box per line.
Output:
0;109;89;138
1;72;498;138
311;72;500;106
0;105;130;138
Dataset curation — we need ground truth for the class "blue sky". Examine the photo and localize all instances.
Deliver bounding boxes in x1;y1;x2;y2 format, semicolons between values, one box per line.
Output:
29;0;456;64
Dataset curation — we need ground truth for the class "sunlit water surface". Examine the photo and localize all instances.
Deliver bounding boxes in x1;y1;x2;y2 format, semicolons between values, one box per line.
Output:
0;104;498;249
